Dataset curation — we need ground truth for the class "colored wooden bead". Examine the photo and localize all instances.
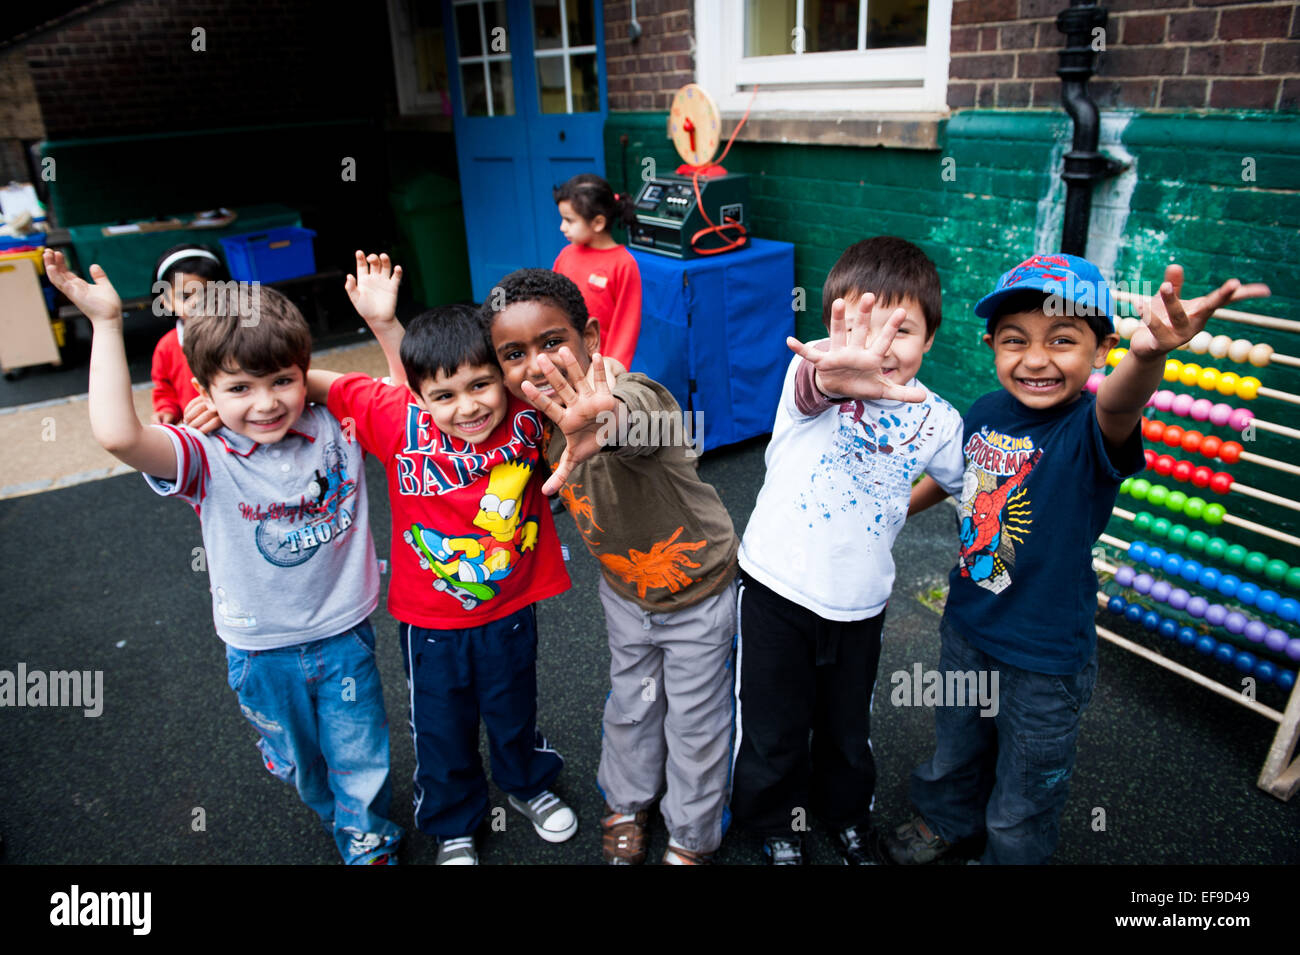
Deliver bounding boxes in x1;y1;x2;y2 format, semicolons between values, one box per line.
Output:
1227;338;1252;363
1248;343;1272;367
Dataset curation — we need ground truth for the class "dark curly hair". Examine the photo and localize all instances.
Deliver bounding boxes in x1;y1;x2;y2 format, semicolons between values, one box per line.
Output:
482;268;589;335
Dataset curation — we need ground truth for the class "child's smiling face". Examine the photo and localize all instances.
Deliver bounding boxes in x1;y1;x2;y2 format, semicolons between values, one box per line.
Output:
412;362;508;444
201;364;307;444
489;300;601;404
984;309;1116;409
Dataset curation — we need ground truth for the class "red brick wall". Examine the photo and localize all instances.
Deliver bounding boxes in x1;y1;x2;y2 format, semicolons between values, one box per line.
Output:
21;0;392;140
949;0;1300;111
0;49;45;183
604;0;694;111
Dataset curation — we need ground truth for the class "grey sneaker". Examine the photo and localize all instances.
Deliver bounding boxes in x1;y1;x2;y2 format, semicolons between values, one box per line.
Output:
508;790;578;843
436;835;478;865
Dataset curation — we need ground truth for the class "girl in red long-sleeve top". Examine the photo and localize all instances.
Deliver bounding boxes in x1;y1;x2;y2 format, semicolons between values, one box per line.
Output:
551;174;643;371
149;243;230;424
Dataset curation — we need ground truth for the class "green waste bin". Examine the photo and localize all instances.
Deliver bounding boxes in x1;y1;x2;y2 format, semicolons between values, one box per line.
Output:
389;172;473;307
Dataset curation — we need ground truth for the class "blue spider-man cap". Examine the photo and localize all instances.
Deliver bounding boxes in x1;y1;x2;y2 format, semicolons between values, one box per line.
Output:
975;253;1114;331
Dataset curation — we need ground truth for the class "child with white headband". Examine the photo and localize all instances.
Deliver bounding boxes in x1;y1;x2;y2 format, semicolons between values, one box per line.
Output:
149;244;229;424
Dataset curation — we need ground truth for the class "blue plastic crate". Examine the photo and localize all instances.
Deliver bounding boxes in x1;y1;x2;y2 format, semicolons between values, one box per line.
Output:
219;226;316;283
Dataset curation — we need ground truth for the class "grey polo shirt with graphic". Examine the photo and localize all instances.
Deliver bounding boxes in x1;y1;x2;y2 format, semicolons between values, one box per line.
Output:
145;404;380;650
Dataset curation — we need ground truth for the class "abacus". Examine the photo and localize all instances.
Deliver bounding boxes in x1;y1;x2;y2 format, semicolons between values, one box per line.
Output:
1096;294;1300;800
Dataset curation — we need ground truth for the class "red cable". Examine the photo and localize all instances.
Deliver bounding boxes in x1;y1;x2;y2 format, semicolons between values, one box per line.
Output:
684;87;759;256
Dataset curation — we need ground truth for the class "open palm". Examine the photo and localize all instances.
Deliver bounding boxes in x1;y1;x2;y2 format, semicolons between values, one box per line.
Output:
344;250;402;325
43;250;122;326
1129;264;1270;359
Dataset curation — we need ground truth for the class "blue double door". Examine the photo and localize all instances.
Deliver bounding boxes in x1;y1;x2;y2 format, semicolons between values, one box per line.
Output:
443;0;608;301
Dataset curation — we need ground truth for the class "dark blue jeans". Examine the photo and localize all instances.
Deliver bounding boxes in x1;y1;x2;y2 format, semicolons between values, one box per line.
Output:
398;604;564;839
909;614;1097;865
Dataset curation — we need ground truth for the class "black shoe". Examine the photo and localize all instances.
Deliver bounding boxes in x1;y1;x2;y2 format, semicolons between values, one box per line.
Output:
762;836;805;865
883;814;953;865
836;823;888;865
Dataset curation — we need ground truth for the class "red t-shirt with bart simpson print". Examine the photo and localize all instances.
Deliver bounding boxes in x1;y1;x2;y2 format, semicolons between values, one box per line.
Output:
329;373;569;630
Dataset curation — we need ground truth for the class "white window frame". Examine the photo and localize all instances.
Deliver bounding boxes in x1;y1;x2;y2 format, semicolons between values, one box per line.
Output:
453;0;516;117
388;0;449;116
695;0;953;115
532;0;599;114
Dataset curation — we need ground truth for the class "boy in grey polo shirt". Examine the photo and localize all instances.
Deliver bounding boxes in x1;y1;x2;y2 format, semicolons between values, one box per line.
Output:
46;251;403;864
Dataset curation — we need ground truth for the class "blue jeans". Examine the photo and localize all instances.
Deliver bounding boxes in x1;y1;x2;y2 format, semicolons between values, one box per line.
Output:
909;614;1097;865
225;618;404;864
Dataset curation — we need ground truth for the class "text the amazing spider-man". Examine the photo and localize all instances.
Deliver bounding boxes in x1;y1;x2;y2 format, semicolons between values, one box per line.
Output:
964;428;1037;476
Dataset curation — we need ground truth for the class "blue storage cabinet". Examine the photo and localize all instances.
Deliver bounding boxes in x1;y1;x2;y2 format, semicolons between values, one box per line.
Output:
629;238;795;452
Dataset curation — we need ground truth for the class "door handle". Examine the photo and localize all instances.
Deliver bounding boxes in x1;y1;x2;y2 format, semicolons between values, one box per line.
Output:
559;129;566;141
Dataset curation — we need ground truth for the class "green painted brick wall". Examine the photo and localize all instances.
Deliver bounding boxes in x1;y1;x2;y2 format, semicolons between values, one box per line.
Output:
604;110;1300;554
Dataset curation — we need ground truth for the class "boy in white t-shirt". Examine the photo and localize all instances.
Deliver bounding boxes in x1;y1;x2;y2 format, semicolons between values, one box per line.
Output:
732;237;965;865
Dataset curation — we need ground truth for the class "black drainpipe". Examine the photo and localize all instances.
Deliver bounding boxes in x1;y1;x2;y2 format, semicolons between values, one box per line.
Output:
1056;0;1128;256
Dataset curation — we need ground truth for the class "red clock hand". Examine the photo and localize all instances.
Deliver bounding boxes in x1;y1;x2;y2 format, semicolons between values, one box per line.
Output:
683;116;696;156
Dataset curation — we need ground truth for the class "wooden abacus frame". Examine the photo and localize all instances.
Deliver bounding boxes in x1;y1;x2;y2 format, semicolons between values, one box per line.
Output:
1099;296;1300;801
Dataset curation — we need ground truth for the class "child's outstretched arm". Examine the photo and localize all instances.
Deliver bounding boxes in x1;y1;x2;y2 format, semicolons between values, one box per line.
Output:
306;370;344;405
522;347;621;495
1097;265;1269;450
787;295;927;405
909;474;950;516
44;251;177;479
345;250;406;385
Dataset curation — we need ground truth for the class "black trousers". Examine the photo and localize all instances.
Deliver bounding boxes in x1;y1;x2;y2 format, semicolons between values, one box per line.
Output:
731;572;885;837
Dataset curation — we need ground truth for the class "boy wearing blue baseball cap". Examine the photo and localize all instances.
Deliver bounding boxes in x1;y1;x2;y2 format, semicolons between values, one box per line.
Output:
885;253;1268;865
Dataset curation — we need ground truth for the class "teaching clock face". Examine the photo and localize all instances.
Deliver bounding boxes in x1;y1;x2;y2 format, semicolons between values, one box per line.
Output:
668;84;722;167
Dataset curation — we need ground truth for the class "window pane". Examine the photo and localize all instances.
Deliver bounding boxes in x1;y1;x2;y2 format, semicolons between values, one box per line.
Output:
483;0;508;48
534;0;562;50
411;2;448;101
455;3;482;57
489;60;515;115
805;0;860;52
744;0;795;57
571;53;598;112
537;55;566;113
567;0;596;47
461;63;488;115
868;0;929;48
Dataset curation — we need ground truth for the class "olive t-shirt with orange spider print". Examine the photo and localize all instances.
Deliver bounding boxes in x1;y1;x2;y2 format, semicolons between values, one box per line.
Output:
544;373;739;614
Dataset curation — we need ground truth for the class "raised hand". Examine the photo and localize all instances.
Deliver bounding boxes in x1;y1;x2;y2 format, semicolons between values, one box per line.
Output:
43;250;122;326
786;295;927;404
1128;264;1271;360
520;347;620;495
344;250;403;327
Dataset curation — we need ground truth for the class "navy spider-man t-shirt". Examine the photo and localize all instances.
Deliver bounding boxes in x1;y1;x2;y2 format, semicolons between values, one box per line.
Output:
942;390;1145;675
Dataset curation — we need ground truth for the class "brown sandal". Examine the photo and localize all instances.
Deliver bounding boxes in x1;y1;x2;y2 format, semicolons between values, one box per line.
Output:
601;804;650;865
663;841;712;865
